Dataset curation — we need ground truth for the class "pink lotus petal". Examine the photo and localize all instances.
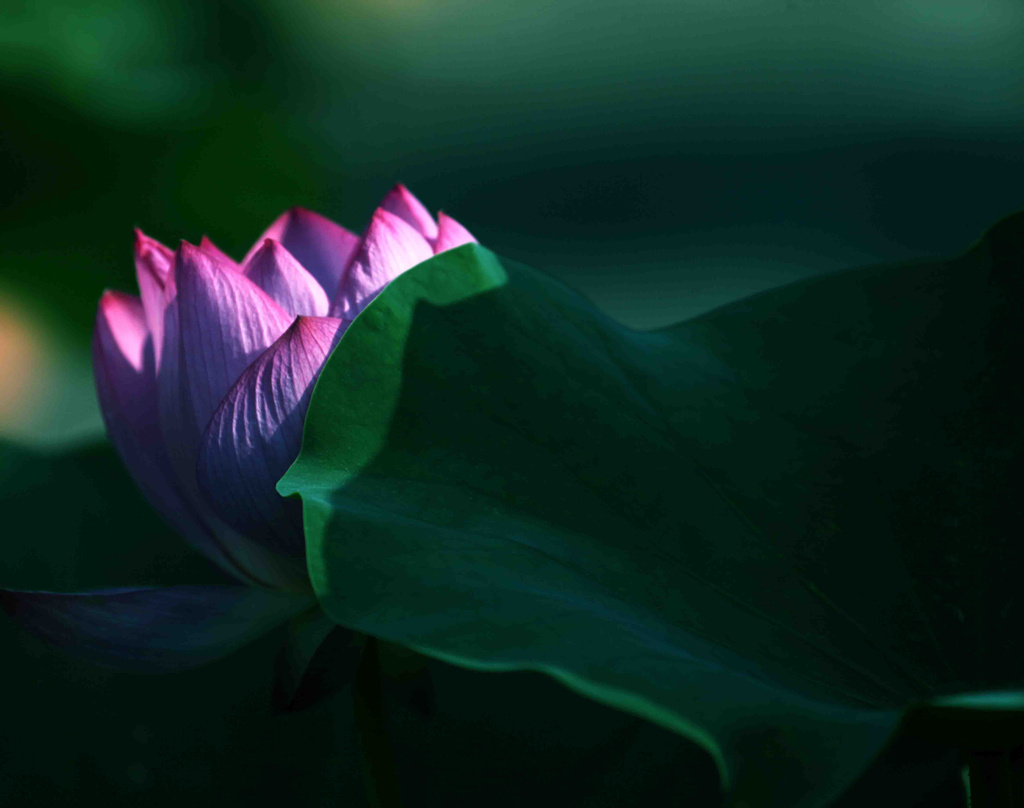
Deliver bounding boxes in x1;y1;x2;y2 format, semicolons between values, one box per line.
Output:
243;239;330;317
198;316;346;556
434;211;478;254
94;292;249;580
380;184;439;242
95;290;148;372
200;236;239;269
330;208;433;319
134;229;174;284
244;208;359;300
153;275;311;591
134;229;173;367
176;242;295;437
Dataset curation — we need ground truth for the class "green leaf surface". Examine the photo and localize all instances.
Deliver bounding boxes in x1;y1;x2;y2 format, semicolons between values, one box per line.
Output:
0;439;726;807
282;213;1024;807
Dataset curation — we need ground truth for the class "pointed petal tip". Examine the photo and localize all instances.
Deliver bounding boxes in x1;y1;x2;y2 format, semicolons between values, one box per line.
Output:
176;239;233;275
285;207;354;237
372;206;433;247
249;237;285;258
97;289;144;349
97;289;145;329
199;236;237;267
178;239;207;256
380;184;439;241
284;207;338;229
369;205;397;226
175;240;203;276
134;229;175;290
243;238;330;316
134;228;172;255
367;205;430;239
330;208;433;318
244;208;359;299
434;211;478;254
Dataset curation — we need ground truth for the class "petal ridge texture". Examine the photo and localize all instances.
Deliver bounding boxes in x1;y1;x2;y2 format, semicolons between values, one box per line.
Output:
199;316;346;556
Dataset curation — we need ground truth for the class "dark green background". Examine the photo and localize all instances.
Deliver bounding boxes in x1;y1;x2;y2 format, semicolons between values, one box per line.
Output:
1;0;1021;804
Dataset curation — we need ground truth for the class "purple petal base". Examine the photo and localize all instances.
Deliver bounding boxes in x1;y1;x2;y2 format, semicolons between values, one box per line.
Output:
1;585;311;672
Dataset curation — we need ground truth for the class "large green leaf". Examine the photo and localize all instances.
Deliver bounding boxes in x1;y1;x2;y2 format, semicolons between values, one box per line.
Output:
282;212;1024;807
1;443;730;807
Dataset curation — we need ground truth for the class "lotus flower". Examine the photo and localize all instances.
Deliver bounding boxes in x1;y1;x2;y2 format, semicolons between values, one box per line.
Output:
2;185;476;673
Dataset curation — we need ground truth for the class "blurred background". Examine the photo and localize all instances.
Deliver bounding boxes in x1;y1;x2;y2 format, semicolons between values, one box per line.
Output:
2;0;1023;444
0;0;1021;804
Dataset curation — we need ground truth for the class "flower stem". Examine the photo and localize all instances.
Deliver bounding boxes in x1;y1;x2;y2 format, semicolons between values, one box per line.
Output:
965;747;1024;808
353;636;402;808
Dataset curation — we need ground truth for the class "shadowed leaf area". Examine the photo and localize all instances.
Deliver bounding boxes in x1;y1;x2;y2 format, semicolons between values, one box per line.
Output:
282;212;1024;807
0;441;733;806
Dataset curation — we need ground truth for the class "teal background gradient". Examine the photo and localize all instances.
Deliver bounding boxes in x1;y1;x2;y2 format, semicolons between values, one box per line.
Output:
1;0;1021;804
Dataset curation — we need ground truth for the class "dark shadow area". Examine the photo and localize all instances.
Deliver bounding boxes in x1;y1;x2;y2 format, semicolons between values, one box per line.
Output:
305;213;1023;803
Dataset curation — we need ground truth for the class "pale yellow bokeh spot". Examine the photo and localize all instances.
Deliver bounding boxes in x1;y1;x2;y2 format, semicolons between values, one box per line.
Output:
0;294;47;430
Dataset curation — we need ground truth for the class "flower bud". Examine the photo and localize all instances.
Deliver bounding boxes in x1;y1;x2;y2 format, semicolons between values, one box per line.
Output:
93;186;476;590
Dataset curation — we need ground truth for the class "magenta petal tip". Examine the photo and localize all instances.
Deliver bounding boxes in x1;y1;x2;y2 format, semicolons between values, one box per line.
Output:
199;236;238;269
242;238;330;317
134;229;174;286
330;207;434;318
244;207;360;300
381;184;439;242
434;211;478;254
